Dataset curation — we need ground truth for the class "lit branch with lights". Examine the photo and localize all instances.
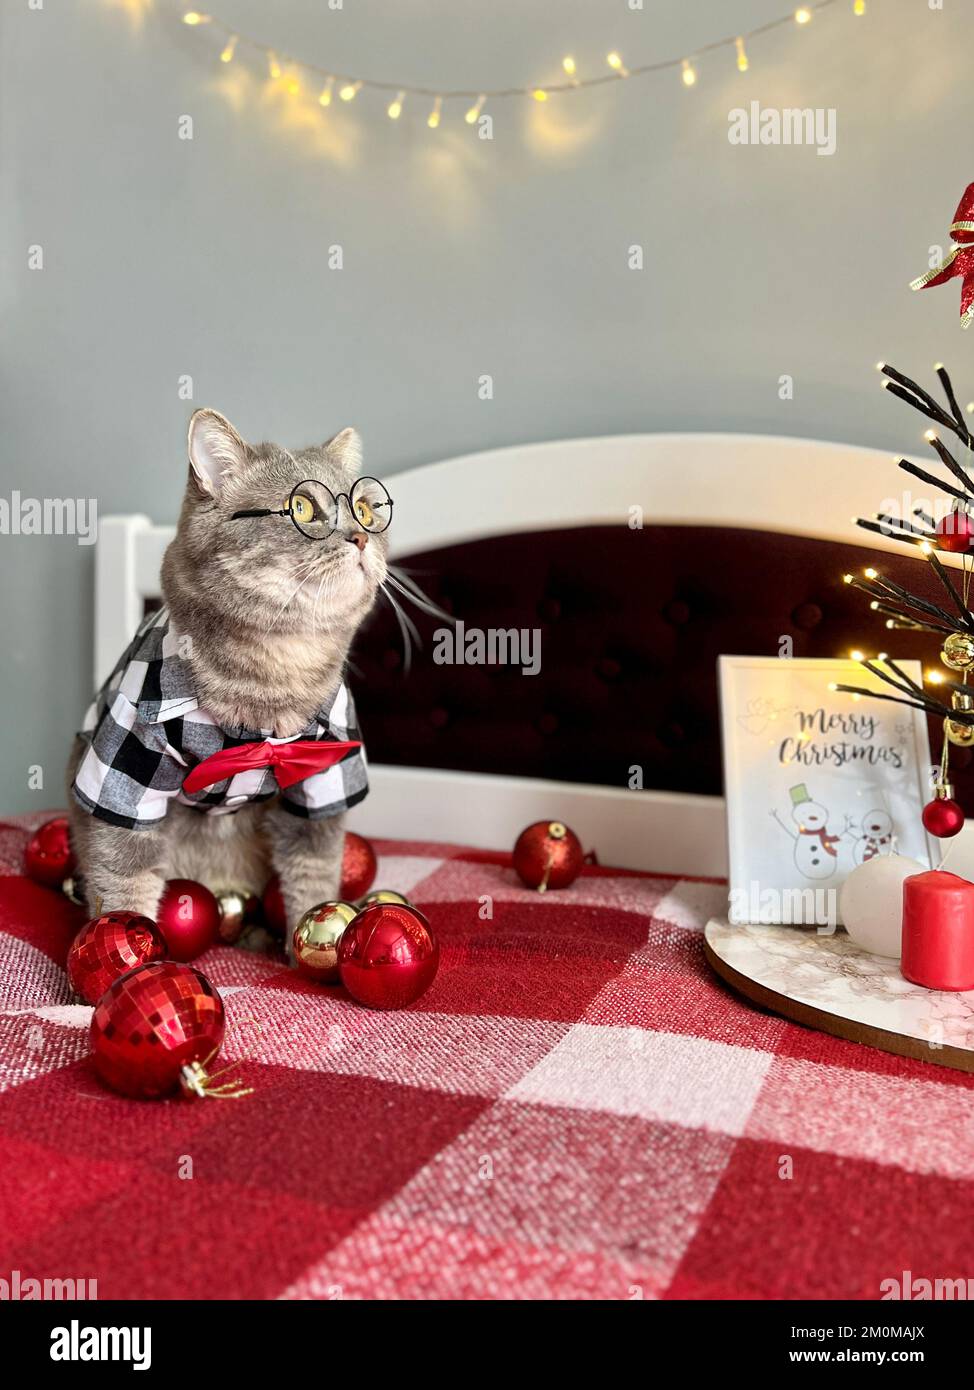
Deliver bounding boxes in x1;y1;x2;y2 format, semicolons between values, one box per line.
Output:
173;1;866;133
835;362;974;839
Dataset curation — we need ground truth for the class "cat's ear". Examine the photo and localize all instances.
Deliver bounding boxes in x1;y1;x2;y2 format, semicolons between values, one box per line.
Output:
187;409;248;497
326;426;363;480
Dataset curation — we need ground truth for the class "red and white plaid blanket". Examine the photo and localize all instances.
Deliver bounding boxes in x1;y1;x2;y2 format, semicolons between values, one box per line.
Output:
0;810;970;1301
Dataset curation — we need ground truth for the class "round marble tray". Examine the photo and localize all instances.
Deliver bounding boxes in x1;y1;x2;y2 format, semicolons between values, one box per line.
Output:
704;919;974;1073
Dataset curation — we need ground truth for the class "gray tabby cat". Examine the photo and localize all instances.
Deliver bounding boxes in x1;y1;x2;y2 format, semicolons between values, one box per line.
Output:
65;409;387;935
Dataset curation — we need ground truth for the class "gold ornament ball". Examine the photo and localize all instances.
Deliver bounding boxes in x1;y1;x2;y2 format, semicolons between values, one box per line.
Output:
945;718;974;747
359;888;411;908
216;889;252;944
293;900;358;984
941;632;974;671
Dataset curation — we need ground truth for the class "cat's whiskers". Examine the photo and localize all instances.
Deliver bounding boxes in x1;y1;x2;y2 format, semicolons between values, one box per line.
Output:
260;563;322;638
378;580;421;674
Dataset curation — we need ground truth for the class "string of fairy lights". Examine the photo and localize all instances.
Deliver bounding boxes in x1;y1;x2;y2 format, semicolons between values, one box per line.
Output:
176;0;869;131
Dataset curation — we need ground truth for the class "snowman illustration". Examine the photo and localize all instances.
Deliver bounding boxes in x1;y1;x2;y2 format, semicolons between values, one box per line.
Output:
853;808;894;865
772;783;844;880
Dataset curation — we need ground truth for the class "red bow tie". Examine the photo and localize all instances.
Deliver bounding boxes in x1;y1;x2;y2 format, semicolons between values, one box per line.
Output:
182;738;362;795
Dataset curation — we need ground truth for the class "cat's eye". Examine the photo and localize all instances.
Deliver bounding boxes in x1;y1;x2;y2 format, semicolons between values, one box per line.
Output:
350;477;393;534
292;494;316;525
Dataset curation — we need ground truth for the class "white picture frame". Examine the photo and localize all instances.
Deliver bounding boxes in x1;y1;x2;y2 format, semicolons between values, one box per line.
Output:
718;656;934;926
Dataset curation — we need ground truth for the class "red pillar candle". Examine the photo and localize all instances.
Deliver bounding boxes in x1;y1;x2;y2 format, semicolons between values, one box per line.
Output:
902;871;974;991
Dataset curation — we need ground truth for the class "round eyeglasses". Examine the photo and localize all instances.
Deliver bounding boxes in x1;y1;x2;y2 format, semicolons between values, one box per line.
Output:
231;476;394;540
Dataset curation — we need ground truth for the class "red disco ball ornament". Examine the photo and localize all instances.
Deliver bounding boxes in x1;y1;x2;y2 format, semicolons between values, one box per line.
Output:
341;831;377;901
67;912;168;1005
24;816;75;889
262;874;286;936
337;902;439;1010
89;960;225;1100
922;797;966;838
156;879;220;962
512;820;584;892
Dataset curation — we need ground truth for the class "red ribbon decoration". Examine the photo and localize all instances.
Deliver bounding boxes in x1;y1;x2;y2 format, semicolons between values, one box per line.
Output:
182;738;361;794
911;181;974;328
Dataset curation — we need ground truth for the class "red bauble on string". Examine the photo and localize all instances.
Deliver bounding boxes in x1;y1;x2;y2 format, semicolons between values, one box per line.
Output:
262;874;286;936
921;797;966;838
337;902;439;1009
67;912;168;1005
23;817;75;889
89;960;225;1099
341;831;377;901
512;820;585;891
935;508;974;553
156;879;220;961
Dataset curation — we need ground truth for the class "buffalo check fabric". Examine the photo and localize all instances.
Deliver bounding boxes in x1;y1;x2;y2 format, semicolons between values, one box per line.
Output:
1;812;972;1301
71;607;368;828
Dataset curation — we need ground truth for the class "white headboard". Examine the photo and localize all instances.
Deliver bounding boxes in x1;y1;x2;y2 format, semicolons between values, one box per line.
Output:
93;431;929;874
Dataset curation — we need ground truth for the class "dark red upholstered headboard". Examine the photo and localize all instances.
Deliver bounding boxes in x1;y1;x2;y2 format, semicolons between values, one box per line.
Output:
351;526;973;810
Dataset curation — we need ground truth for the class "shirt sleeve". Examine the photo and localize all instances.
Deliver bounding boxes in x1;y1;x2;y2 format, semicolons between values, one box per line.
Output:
278;746;369;820
278;684;369;820
70;692;187;830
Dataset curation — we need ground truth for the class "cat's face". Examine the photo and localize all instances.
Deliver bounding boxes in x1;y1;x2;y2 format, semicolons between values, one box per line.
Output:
175;409;388;638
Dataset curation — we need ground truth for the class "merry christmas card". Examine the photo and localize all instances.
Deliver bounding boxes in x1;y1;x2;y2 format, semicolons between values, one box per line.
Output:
718;656;934;926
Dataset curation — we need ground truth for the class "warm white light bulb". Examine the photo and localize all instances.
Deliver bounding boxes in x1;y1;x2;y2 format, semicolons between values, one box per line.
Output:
319;78;334;107
268;51;282;80
220;35;237;63
681;58;697;87
532;88;548;102
465;94;485;124
854;0;865;14
182;11;209;25
387;91;405;119
606;51;628;77
735;37;749;72
795;7;812;23
427;96;442;128
339;80;362;102
562;56;576;76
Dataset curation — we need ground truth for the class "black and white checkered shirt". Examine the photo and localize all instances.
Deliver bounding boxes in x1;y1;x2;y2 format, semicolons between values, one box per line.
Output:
72;607;369;830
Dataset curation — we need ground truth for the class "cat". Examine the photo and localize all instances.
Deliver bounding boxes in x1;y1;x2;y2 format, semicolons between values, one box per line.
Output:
65;408;388;939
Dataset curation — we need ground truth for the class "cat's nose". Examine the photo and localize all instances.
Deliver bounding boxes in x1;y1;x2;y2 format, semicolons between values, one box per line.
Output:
347;532;369;552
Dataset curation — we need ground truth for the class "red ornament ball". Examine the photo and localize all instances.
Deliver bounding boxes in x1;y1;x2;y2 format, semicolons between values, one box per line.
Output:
262;874;286;936
156;879;220;962
24;816;75;889
337;902;439;1010
341;831;378;901
67;912;168;1005
90;960;225;1099
936;508;974;553
512;820;584;891
922;797;966;838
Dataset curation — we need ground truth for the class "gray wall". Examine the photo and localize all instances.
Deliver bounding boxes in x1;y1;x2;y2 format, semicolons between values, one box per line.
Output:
1;0;971;814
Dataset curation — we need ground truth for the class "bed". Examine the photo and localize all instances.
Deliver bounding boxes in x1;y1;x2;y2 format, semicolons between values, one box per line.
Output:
1;431;970;1300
